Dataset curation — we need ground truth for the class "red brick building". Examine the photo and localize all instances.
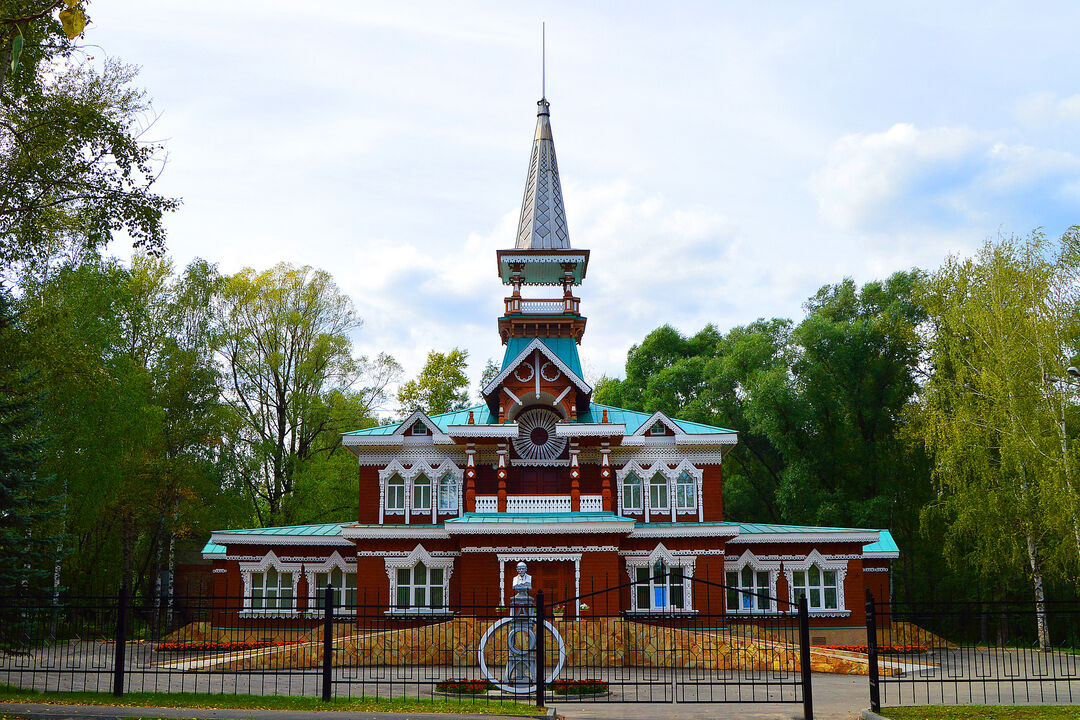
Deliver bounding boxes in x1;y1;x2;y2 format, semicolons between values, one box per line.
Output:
204;95;897;644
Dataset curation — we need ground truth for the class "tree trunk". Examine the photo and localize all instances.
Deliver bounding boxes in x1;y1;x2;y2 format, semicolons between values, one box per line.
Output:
1026;531;1051;651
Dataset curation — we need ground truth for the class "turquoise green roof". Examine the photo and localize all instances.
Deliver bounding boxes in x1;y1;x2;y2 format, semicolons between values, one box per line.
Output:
344;405;497;436
213;522;347;537
579;403;736;435
446;512;632;525
202;541;226;555
862;529;898;554
735;521;875;535
501;337;583;379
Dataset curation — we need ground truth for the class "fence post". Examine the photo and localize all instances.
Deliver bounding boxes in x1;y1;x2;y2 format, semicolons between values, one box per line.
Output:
113;583;128;698
322;584;334;702
865;589;880;713
535;589;546;709
798;595;814;720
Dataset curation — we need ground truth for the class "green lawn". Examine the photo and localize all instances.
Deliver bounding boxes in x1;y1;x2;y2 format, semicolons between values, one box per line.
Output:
0;685;542;716
884;706;1080;719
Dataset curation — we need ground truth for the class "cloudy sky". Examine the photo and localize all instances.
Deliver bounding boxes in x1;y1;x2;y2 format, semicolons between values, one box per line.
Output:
89;1;1080;404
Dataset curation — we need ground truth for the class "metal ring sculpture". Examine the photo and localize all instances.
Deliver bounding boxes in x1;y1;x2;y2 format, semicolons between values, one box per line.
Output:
477;616;566;695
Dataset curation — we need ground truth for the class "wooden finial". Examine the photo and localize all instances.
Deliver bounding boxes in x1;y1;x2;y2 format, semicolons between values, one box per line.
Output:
467;410;475;424
601;408;608;423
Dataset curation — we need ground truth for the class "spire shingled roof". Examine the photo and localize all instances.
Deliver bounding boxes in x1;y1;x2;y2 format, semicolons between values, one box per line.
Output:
515;98;570;249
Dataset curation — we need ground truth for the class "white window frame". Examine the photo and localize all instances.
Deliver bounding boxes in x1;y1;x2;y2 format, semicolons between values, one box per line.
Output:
411;420;428;435
239;551;300;617
624;544;696;614
724;550;780;614
675;471;696;512
616;460;703;522
305;551;358;615
784;550;849;616
437;473;460;513
648;473;669;513
649;422;667;435
385;545;454;616
621;472;642;512
386;474;406;514
412;473;432;513
379;461;463;524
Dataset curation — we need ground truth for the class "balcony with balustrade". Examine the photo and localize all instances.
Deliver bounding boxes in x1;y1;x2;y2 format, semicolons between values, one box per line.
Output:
472;493;604;514
499;291;587;342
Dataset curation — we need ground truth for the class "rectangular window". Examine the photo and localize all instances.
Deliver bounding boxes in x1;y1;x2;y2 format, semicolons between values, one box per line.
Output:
792;566;840;611
413;476;431;511
635;562;685;611
649;476;669;511
394;563;445;610
438;476;458;512
675;474;695;510
313;568;357;610
726;567;772;612
387;477;405;510
622;476;642;511
250;569;293;610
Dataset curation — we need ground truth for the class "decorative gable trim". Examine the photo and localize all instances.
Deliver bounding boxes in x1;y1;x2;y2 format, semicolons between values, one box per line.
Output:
630;411;685;437
482;338;592;396
392;411;454;445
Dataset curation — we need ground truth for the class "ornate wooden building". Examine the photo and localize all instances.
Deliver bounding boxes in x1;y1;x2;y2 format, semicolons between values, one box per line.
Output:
204;96;897;644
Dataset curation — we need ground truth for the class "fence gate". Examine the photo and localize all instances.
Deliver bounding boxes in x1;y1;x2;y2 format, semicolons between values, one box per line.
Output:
528;574;813;718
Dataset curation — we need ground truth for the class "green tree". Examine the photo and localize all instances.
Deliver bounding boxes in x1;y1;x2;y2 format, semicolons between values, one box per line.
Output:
0;288;60;608
915;229;1080;647
398;348;471;416
216;263;398;525
478;358;499;401
1;21;178;274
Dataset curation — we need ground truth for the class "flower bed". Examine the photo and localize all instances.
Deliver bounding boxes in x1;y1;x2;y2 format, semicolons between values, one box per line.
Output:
154;641;299;652
552;679;608;695
434;679;494;695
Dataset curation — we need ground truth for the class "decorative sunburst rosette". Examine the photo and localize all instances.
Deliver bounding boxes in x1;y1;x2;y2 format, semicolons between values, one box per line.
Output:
512;408;567;461
540;361;561;382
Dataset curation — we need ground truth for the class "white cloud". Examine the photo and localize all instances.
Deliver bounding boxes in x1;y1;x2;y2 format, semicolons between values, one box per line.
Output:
809;123;980;231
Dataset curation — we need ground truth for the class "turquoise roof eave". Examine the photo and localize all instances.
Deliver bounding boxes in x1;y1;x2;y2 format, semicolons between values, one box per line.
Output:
862;529;898;555
213;522;346;537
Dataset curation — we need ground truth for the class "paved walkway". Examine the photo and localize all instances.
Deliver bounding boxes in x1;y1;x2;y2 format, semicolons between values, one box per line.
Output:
0;704;552;720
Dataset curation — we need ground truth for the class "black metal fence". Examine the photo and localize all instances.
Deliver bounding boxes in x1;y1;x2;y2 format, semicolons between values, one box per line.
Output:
0;577;815;718
866;589;1080;712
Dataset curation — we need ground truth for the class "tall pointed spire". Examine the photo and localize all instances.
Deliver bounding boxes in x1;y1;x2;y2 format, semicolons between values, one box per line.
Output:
515;98;570;249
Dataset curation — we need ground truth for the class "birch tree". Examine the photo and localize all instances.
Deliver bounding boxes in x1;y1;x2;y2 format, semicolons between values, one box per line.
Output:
916;228;1080;649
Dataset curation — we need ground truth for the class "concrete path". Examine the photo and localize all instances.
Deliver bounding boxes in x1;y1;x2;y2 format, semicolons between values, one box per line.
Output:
0;704;552;720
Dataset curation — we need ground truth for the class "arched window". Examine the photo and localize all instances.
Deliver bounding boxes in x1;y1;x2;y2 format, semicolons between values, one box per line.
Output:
634;559;684;611
675;471;695;510
438;474;458;513
622;472;642;512
412;474;431;512
792;565;839;611
649;474;669;512
386;475;405;511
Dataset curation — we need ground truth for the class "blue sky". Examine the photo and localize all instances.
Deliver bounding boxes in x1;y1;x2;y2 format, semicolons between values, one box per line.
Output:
88;1;1080;405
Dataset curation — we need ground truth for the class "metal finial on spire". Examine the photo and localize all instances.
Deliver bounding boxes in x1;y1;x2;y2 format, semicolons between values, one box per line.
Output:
542;22;546;99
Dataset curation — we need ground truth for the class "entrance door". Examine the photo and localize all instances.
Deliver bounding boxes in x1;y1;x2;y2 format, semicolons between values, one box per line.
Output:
506;560;575;607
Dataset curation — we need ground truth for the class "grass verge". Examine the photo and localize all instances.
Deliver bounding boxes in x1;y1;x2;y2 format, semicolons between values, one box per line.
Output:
0;685;541;716
884;706;1080;719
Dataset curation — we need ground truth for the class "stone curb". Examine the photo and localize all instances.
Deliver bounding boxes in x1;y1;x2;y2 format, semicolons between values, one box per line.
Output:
0;702;553;720
860;709;892;720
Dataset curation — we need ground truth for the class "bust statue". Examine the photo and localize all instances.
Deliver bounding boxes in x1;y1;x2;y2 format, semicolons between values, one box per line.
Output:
511;561;532;594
